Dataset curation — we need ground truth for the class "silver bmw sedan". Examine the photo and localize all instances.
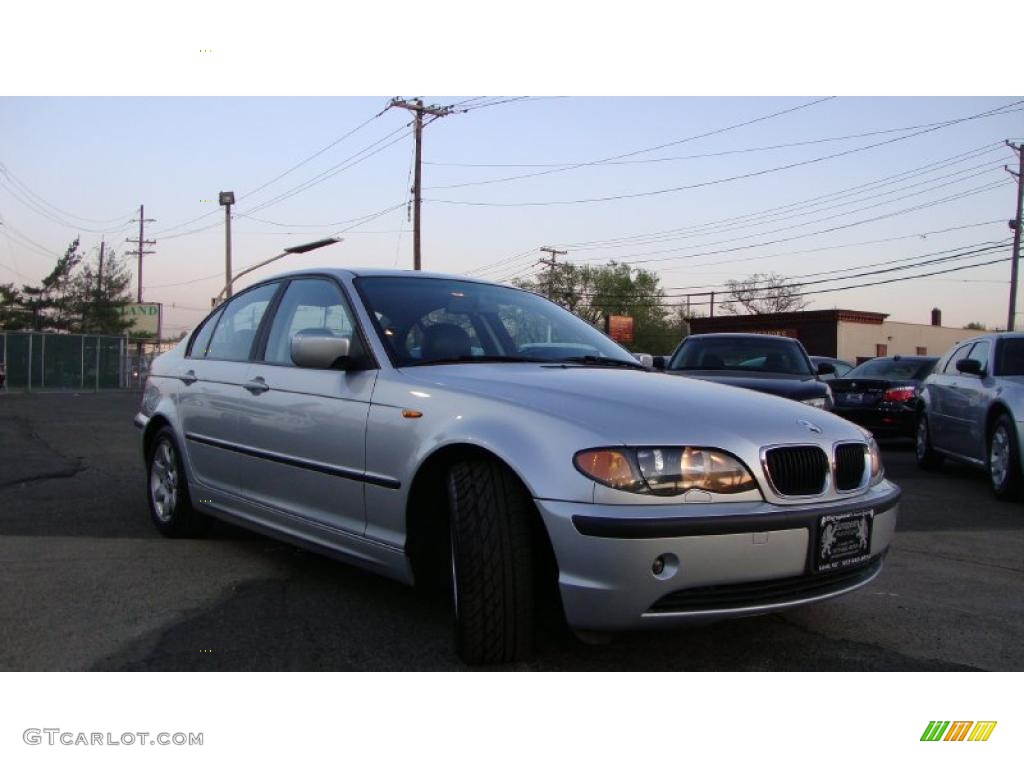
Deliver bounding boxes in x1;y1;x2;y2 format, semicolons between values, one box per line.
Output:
135;269;900;664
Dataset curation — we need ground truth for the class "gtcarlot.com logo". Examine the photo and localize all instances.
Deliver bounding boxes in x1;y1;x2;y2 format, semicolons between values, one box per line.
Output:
920;721;997;742
23;729;203;747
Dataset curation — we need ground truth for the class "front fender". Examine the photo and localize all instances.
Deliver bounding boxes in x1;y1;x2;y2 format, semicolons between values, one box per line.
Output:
362;375;605;547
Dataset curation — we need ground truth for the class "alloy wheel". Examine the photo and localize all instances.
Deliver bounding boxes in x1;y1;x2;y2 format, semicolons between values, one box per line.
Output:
990;426;1010;490
150;440;178;522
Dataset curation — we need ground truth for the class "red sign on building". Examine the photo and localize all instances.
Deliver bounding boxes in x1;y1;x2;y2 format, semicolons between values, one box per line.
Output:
605;315;634;344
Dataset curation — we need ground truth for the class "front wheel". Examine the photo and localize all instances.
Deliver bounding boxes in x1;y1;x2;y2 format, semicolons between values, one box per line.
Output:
989;414;1023;501
147;427;207;537
915;412;944;470
447;459;535;665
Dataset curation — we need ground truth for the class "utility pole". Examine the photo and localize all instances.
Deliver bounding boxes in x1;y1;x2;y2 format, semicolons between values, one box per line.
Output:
126;204;156;302
538;246;568;299
1006;141;1023;331
388;98;455;270
95;240;105;332
220;191;235;299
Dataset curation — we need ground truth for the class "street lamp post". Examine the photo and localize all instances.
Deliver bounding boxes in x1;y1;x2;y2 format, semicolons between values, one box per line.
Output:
219;191;235;300
212;237;343;307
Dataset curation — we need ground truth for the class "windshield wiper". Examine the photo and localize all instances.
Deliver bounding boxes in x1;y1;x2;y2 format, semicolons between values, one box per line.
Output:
405;355;547;367
556;355;646;370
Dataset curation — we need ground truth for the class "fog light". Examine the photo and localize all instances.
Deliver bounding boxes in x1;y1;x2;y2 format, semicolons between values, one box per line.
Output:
652;556;665;575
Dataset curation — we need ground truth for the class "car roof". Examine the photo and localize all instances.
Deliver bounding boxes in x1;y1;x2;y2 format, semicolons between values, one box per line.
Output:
855;355;938;362
266;267;502;283
685;333;802;342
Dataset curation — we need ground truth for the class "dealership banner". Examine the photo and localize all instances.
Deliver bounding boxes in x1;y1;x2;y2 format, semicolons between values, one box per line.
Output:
120;303;162;337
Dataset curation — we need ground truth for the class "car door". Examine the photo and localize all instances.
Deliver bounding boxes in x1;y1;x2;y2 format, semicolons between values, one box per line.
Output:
939;342;981;455
958;340;993;460
238;277;377;536
176;282;281;499
928;342;973;453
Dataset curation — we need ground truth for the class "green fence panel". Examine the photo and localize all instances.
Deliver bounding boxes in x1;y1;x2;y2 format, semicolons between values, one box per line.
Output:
4;334;30;388
42;333;87;389
1;332;127;390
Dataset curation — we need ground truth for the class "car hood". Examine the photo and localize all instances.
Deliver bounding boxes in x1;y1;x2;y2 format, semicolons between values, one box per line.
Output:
393;363;864;447
664;369;828;401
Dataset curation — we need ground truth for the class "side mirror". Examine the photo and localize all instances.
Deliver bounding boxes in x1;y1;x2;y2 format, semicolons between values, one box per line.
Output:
652;356;667;371
955;358;983;376
817;362;836;376
633;353;654;369
290;330;352;370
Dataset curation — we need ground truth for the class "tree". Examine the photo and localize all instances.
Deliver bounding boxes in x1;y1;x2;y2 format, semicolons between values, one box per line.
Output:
514;261;683;354
720;272;808;315
72;247;134;335
2;239;135;335
0;282;29;330
963;321;987;330
19;237;83;331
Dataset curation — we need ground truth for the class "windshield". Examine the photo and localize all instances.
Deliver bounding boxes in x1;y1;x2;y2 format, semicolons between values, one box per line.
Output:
355;276;639;367
669;336;814;375
846;357;936;380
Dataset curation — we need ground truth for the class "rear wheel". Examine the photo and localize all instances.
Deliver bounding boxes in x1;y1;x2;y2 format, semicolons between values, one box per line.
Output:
447;459;535;665
915;412;944;470
147;427;207;537
989;414;1023;501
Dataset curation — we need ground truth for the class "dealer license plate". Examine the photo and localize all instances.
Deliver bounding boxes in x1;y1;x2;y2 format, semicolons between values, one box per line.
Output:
815;509;874;572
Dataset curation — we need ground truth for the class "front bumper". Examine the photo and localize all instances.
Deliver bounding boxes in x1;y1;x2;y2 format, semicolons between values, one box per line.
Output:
536;481;900;631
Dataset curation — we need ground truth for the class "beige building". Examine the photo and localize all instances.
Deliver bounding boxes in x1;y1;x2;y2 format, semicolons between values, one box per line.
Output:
689;308;978;364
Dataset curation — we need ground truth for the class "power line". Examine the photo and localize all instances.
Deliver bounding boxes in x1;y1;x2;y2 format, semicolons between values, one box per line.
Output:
425;97;837;192
152;107;403;237
569;165;1007;265
655;219;1006;275
549;251;1012;311
460;142;1008;278
425;107;1024;169
573;180;1009;270
550;143;1005;250
560;150;1006;252
0;163;137;226
567;241;1011;298
425;100;1024;207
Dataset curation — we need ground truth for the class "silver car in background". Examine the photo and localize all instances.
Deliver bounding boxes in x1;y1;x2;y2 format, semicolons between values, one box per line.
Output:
136;269;900;664
916;332;1024;499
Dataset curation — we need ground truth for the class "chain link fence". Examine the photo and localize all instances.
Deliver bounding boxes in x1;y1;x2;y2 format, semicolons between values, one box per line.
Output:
0;332;161;392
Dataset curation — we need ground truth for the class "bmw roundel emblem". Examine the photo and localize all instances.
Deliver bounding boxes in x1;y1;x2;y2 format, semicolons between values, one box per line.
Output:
798;419;823;434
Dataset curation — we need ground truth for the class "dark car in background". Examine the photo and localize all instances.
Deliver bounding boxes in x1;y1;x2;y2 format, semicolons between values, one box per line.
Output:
810;356;854;380
659;333;834;409
829;355;938;438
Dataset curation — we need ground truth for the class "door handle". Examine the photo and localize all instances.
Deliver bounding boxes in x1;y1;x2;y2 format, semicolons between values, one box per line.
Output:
180;370;197;385
244;377;270;395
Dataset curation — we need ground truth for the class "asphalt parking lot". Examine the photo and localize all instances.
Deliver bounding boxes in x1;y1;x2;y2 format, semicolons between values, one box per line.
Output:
0;391;1021;671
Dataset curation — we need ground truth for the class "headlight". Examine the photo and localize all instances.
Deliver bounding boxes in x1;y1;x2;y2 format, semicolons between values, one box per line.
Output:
802;397;828;409
868;437;884;484
574;447;757;496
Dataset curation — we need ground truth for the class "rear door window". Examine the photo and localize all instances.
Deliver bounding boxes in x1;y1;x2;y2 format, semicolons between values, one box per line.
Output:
187;308;223;359
206;283;279;362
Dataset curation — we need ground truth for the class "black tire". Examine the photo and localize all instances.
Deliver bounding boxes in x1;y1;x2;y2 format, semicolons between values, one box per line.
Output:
447;459;535;665
915;411;944;471
146;426;207;538
989;414;1023;501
